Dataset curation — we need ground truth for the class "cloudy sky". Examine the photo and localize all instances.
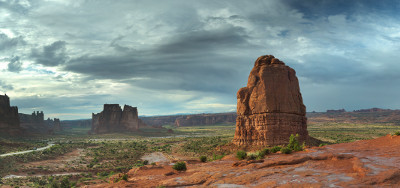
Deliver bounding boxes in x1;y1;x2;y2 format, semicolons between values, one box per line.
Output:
1;0;399;120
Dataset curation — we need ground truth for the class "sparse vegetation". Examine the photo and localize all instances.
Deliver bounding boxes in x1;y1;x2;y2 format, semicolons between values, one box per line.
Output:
270;146;282;153
1;120;399;187
247;153;257;160
287;134;302;151
172;161;187;171
319;143;328;147
257;148;270;159
280;147;292;154
200;155;207;162
394;131;400;136
236;150;247;160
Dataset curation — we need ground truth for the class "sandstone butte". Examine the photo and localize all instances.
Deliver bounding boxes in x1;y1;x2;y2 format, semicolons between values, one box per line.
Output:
85;134;400;187
0;94;22;135
233;55;308;146
91;104;146;134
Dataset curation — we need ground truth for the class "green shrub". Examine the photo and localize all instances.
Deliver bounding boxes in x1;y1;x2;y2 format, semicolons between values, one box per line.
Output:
270;146;282;153
97;171;109;177
236;150;247;160
121;174;128;181
172;162;187;171
287;134;302;151
143;160;149;165
247;154;257;160
212;154;225;161
60;177;70;188
319;143;328;147
258;148;270;158
394;131;400;136
199;156;207;162
280;147;292;154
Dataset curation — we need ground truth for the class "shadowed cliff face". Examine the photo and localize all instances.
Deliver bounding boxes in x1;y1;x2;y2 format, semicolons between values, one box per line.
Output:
91;104;146;134
0;94;22;135
233;55;308;146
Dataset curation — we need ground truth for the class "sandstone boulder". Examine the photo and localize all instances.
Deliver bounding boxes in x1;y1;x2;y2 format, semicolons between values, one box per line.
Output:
233;55;308;146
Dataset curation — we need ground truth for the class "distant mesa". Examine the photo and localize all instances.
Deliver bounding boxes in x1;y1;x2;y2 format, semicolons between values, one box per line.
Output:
326;109;346;113
174;113;236;127
140;112;237;127
233;55;308;146
0;94;22;135
91;104;147;134
354;108;390;113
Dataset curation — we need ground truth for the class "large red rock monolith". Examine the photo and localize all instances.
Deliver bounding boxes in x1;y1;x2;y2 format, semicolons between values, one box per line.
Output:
233;55;308;146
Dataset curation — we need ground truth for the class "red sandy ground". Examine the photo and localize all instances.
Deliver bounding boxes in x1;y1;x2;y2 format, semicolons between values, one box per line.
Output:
85;135;400;187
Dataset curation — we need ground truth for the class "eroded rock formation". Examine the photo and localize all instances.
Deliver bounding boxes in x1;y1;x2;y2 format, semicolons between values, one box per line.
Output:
91;104;146;134
19;111;50;133
233;55;308;146
0;94;22;135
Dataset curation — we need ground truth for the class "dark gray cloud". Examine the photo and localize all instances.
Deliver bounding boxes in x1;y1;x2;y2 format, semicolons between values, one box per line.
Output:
0;0;31;15
0;33;25;51
0;81;13;91
1;0;400;119
7;56;23;73
30;41;68;66
65;25;253;94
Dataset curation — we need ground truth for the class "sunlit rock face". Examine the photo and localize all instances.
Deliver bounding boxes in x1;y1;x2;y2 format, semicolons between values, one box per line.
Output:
91;104;146;134
233;55;308;146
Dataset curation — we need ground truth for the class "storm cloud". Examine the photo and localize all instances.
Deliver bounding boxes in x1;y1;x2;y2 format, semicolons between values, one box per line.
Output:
0;33;25;51
31;41;68;67
7;56;23;73
0;0;400;119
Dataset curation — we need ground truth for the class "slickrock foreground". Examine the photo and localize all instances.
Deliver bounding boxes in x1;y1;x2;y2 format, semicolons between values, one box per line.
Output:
233;55;308;146
85;134;400;187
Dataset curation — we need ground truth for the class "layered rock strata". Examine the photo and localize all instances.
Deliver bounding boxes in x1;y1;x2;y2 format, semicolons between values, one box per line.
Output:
233;55;308;146
91;104;146;134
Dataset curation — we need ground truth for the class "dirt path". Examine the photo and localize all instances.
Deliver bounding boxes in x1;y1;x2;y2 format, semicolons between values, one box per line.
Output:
0;143;54;157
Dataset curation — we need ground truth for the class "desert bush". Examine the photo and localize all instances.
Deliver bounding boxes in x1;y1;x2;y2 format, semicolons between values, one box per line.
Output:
258;148;270;158
280;147;292;154
247;153;257;160
319;143;328;147
394;131;400;136
236;150;247;160
212;153;225;161
199;155;207;162
270;146;282;153
121;174;128;181
287;134;302;151
143;160;149;165
172;161;187;171
60;177;71;188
